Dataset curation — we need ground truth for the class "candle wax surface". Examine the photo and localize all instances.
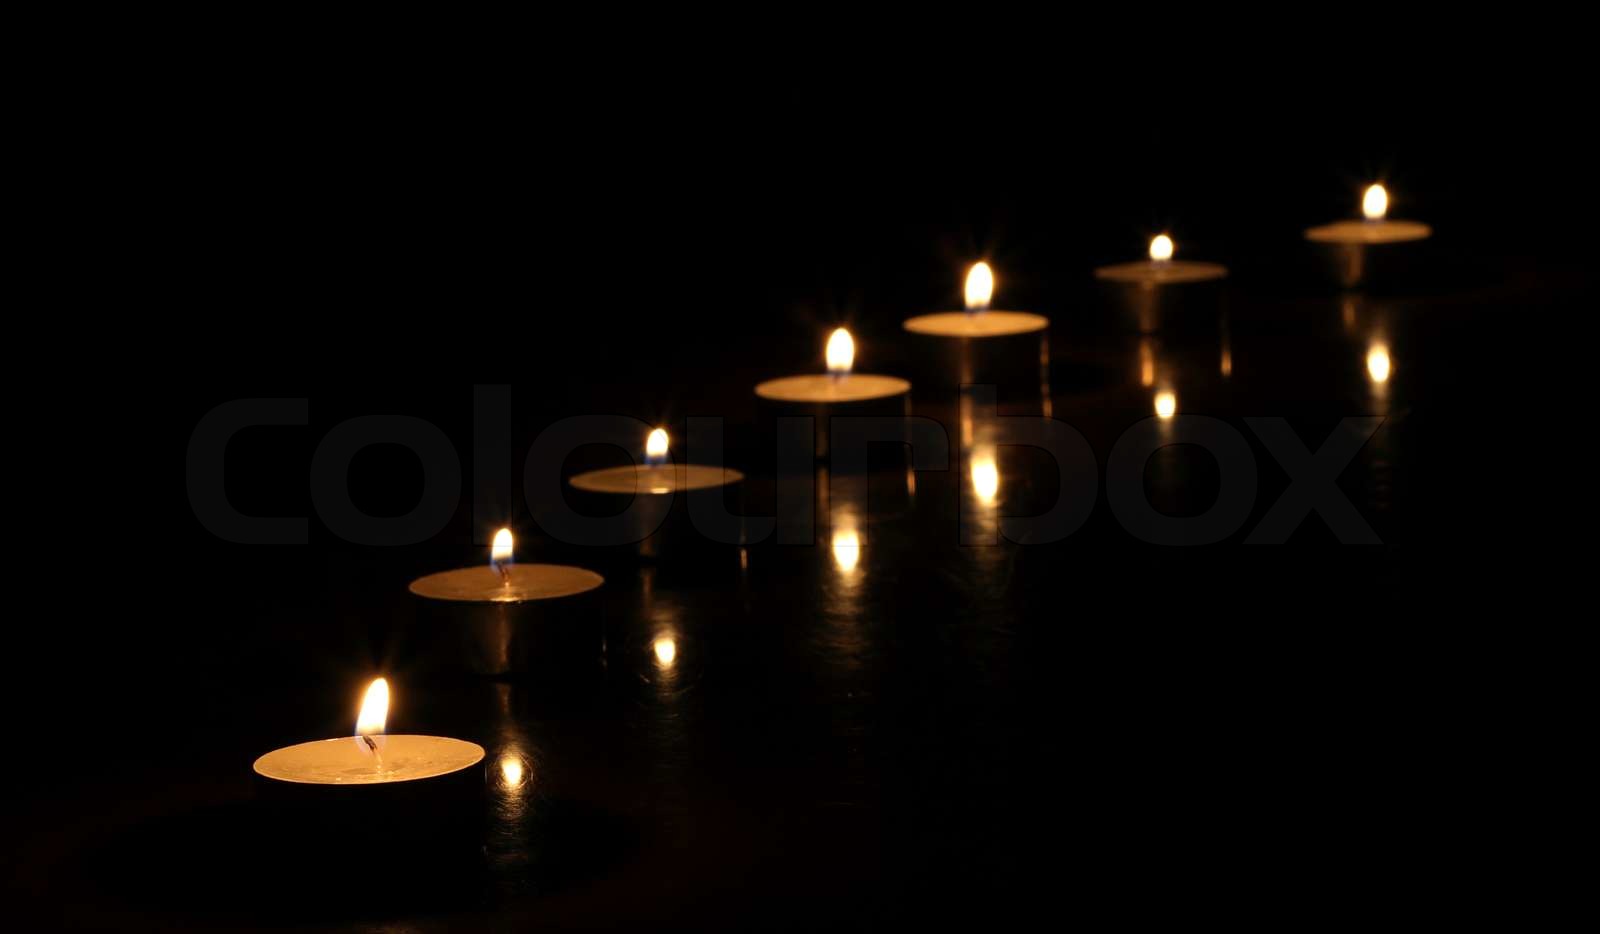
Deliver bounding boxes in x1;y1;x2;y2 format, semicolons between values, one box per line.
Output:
754;373;912;403
253;734;485;785
1094;260;1229;285
408;564;604;603
569;463;744;495
901;311;1049;338
1304;219;1432;244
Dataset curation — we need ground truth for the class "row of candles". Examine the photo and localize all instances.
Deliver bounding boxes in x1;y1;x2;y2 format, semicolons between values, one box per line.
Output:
253;182;1421;802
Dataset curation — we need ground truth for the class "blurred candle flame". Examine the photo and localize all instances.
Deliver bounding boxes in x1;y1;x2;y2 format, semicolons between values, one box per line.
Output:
971;449;999;507
964;261;994;311
1155;391;1177;420
1366;343;1392;383
1362;184;1388;221
646;427;669;466
826;327;855;376
491;527;513;565
831;528;861;573
1149;234;1174;262
653;636;677;669
356;678;388;736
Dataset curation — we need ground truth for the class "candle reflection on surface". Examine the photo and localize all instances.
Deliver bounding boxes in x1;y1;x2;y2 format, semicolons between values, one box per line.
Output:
653;635;677;669
1155;390;1177;419
970;448;999;508
1139;338;1156;388
831;527;862;574
1366;342;1392;384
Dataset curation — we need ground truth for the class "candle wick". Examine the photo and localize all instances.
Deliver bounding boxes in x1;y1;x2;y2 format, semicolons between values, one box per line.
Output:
361;734;378;752
494;560;511;585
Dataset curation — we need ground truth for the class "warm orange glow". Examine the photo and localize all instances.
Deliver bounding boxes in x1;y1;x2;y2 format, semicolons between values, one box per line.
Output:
964;261;994;311
970;449;999;506
1362;183;1388;221
1149;234;1174;262
491;528;514;564
653;636;677;668
1366;343;1392;383
499;754;525;789
1139;338;1155;388
831;528;861;573
356;678;389;736
1155;391;1177;419
826;327;855;375
646;428;669;461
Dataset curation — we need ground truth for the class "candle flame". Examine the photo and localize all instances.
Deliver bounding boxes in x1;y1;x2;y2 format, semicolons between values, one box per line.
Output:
491;527;513;565
646;428;669;463
1362;183;1388;221
964;262;994;311
653;636;677;668
826;327;855;376
1149;234;1174;262
1155;391;1177;420
971;449;999;507
356;677;389;736
831;527;861;573
1366;343;1391;383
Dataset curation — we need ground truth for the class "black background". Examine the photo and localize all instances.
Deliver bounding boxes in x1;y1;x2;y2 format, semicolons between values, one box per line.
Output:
9;45;1587;928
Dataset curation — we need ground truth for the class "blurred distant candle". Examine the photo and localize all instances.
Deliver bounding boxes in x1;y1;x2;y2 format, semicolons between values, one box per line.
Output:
1305;183;1431;289
1095;234;1228;334
756;327;912;459
903;262;1049;338
756;327;911;405
902;262;1051;412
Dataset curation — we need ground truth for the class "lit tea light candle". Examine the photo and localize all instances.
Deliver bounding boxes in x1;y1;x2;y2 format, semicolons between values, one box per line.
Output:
568;427;744;495
1305;183;1432;289
253;678;485;787
410;528;604;603
409;529;605;676
1095;234;1228;334
1094;233;1229;287
653;635;677;669
1305;183;1432;246
902;262;1050;338
755;327;912;404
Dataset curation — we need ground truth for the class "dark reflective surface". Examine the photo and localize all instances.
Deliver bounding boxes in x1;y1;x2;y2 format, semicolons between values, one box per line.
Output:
9;272;1550;930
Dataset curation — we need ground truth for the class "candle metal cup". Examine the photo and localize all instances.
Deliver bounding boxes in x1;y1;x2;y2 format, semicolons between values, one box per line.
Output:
1093;261;1227;337
252;735;487;881
754;375;913;460
408;564;605;679
899;312;1050;415
566;463;748;570
1305;220;1432;291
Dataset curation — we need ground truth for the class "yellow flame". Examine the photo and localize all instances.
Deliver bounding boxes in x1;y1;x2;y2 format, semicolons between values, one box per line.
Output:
1149;234;1174;262
971;450;999;506
499;755;525;789
964;261;994;310
646;428;669;460
1366;343;1391;383
491;527;513;564
1155;391;1177;419
356;677;389;736
1362;183;1388;221
653;636;677;668
826;327;855;375
831;528;861;573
